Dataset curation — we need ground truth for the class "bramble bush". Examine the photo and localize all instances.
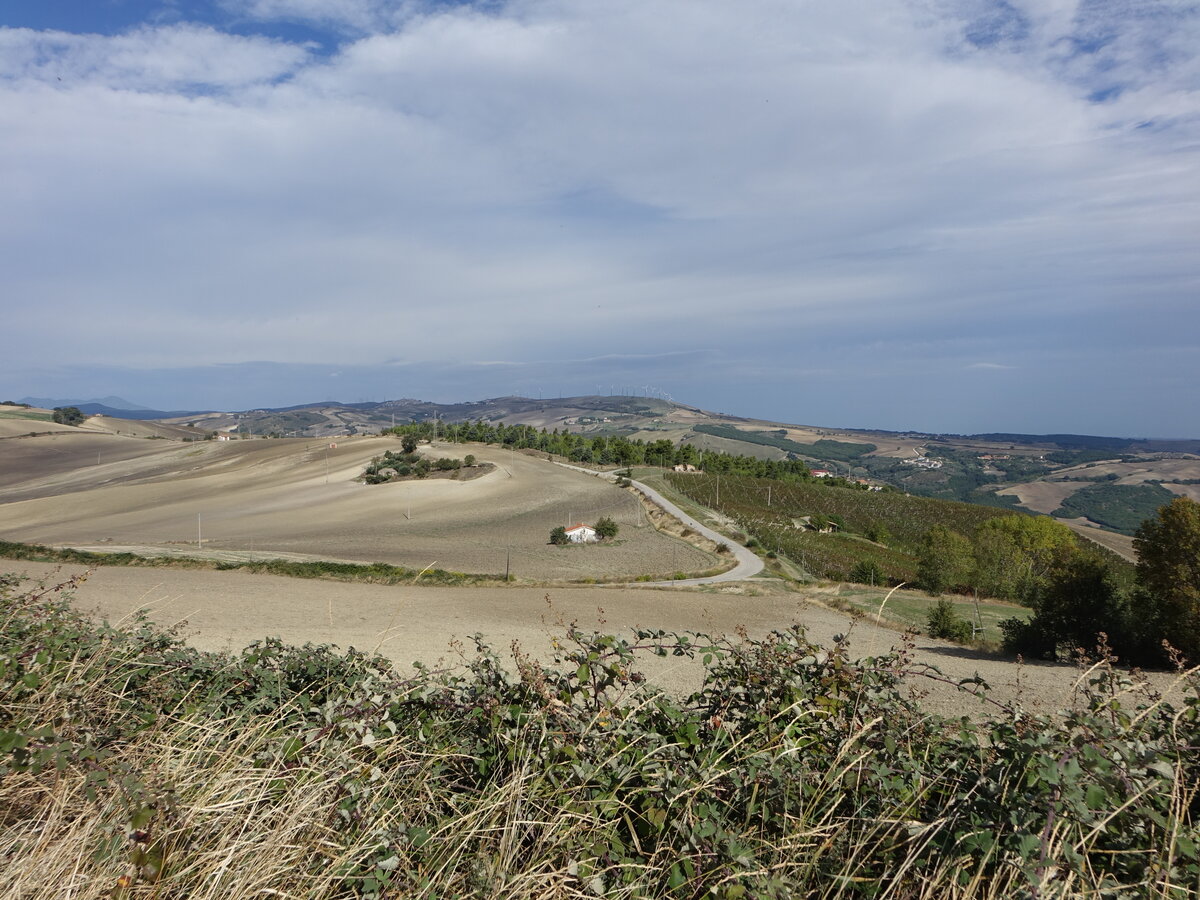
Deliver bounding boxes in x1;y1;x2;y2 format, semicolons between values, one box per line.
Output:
1;571;1197;898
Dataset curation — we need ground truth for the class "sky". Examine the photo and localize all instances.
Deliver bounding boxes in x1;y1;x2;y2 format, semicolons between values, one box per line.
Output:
2;0;1198;436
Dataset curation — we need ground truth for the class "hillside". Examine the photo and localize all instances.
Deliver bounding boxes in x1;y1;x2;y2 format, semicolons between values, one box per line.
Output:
9;394;1197;542
0;430;716;583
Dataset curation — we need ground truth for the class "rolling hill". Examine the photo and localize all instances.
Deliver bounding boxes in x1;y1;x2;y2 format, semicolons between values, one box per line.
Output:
6;393;1197;541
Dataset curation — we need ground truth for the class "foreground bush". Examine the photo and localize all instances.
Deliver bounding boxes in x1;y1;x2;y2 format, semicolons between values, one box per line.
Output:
1;572;1197;898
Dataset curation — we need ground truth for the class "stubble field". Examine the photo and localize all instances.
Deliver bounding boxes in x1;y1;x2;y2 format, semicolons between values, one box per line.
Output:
0;431;714;581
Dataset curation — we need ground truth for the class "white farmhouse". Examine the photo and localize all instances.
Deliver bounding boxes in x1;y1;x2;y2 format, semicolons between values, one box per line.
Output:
564;523;599;543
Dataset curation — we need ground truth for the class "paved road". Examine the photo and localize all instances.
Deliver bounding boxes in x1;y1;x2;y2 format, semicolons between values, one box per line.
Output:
553;463;765;586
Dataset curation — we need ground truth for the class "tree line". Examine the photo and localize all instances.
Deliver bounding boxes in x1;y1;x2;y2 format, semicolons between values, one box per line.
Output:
387;421;838;482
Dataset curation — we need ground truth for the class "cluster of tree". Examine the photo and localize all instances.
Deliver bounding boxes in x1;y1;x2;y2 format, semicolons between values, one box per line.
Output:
921;499;1200;667
51;406;85;426
362;447;478;484
916;516;1079;603
1;400;32;408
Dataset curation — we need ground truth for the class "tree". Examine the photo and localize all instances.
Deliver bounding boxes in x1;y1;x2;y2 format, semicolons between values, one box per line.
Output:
973;516;1077;603
464;454;476;467
926;598;973;643
52;406;84;426
864;523;891;545
1003;557;1129;660
401;434;418;454
595;517;619;540
850;559;884;586
917;525;974;595
1132;497;1200;663
549;526;569;546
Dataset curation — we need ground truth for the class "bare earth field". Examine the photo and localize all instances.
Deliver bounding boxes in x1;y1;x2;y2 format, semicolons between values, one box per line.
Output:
0;435;714;581
0;417;77;439
8;559;1181;719
996;480;1083;514
0;430;180;492
1053;458;1200;484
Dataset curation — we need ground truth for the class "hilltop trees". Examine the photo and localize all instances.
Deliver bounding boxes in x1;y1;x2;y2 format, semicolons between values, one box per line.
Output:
52;406;84;426
387;421;817;481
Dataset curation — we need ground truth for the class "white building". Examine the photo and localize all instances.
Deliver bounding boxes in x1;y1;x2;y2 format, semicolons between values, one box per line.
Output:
564;523;599;543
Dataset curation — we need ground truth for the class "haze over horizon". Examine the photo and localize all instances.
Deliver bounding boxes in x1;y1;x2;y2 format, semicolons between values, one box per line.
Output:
3;1;1197;438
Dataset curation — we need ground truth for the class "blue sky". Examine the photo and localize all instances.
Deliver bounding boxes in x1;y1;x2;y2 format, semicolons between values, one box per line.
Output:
2;0;1198;436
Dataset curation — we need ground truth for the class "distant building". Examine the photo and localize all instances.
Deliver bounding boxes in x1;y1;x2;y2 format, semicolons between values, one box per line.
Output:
811;469;833;478
903;456;943;469
564;523;599;543
673;463;701;473
792;516;839;533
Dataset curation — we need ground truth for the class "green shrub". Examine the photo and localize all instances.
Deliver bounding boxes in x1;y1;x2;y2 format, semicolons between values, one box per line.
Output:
850;559;885;586
926;598;974;642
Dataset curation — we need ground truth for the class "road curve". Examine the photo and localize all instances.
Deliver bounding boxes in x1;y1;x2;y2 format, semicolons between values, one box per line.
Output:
553;462;765;586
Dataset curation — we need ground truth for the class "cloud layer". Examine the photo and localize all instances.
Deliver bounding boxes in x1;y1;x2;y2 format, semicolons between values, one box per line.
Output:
2;0;1197;434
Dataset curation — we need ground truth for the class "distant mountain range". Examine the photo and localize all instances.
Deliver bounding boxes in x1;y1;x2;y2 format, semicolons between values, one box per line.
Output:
20;397;212;420
20;393;1199;451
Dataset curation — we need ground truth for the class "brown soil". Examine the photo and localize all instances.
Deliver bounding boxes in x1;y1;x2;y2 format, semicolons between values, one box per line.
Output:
996;481;1081;514
6;560;1186;720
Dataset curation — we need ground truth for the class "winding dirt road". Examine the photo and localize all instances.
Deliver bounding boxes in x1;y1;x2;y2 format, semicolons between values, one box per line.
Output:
553;463;764;585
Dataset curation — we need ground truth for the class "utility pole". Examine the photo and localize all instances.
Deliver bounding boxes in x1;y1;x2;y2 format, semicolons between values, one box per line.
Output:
197;513;202;550
505;547;511;581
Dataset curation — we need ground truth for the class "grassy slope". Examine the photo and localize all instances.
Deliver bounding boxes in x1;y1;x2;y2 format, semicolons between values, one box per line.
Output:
666;472;1015;580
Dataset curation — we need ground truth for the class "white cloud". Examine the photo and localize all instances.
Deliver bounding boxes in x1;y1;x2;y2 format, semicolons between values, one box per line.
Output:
222;0;399;33
0;1;1197;433
0;25;309;90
